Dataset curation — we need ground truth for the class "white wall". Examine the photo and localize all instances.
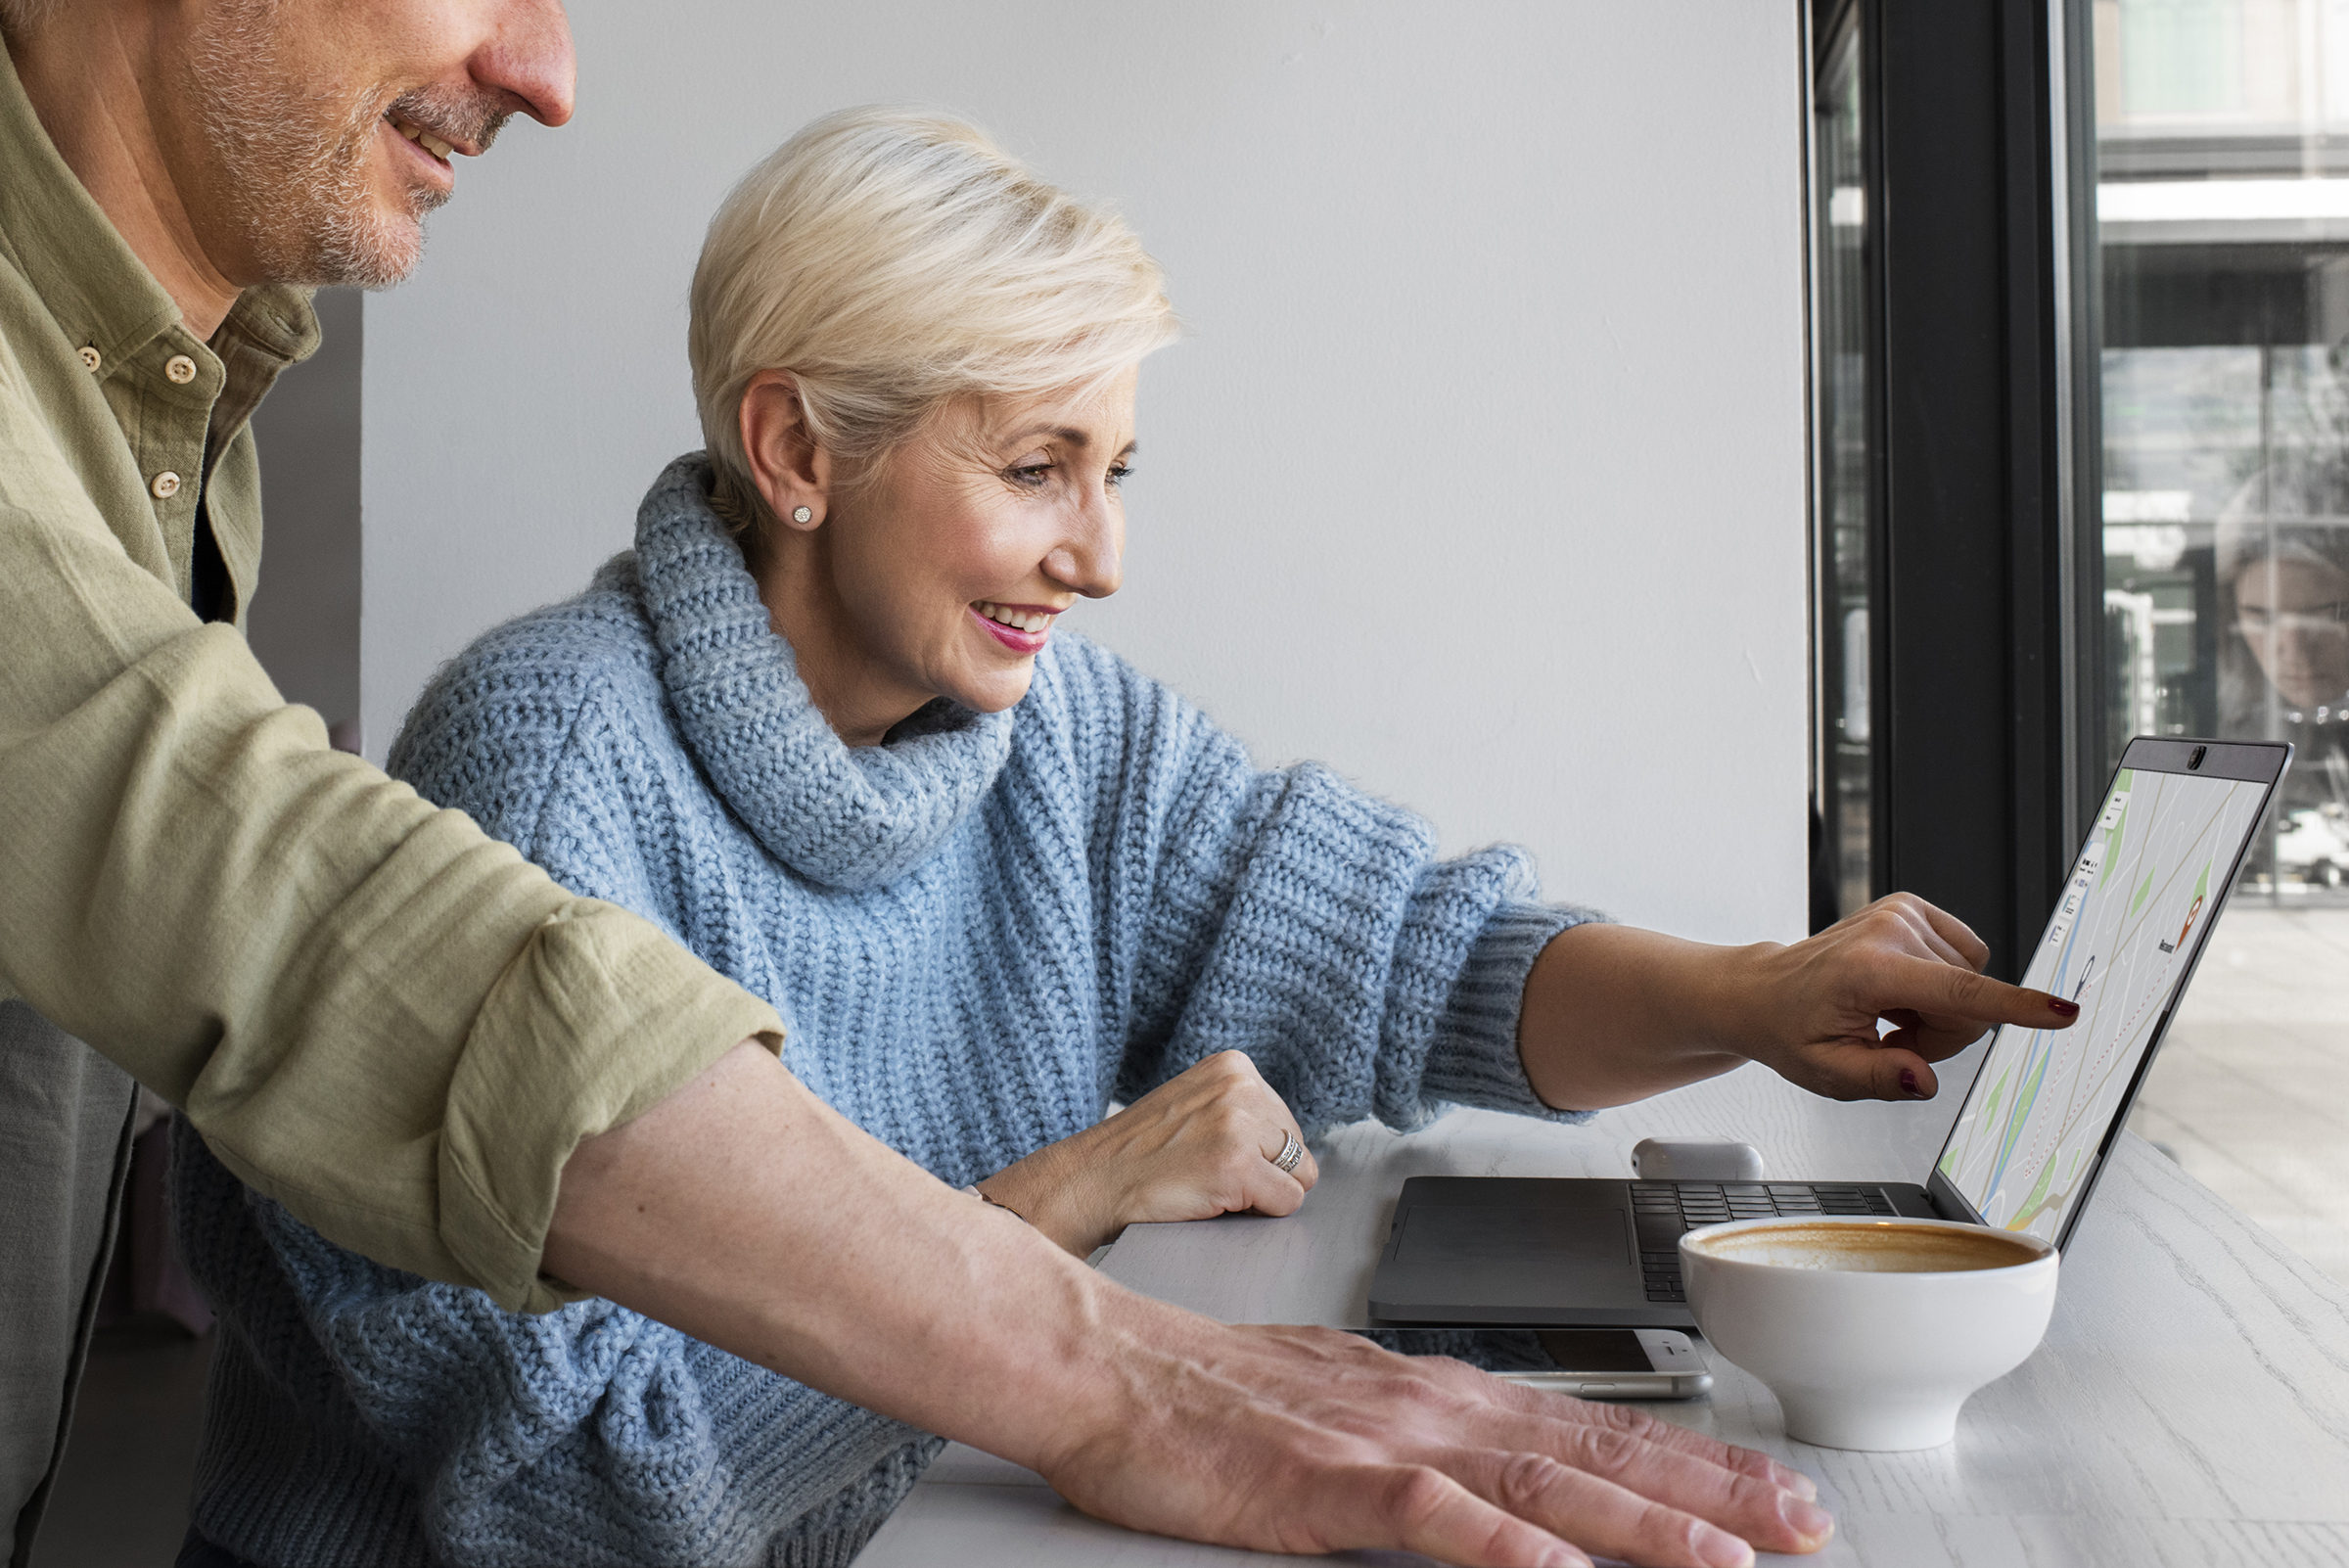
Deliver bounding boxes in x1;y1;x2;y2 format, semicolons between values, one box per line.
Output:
362;0;1810;945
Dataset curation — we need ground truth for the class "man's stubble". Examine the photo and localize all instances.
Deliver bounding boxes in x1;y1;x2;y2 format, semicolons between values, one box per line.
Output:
188;0;510;292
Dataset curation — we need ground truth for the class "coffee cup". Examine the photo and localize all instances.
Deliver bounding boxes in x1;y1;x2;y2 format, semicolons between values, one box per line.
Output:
1680;1216;2057;1451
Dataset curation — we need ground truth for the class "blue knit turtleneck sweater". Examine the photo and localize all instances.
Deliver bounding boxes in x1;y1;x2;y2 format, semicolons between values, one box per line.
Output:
174;454;1598;1568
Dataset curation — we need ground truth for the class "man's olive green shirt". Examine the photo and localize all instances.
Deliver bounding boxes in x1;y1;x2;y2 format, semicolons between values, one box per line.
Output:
0;50;782;1313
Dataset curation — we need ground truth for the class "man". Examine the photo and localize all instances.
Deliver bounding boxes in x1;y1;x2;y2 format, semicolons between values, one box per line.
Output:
0;0;2064;1563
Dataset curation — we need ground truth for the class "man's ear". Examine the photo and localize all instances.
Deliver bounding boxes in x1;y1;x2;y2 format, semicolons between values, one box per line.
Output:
738;371;834;530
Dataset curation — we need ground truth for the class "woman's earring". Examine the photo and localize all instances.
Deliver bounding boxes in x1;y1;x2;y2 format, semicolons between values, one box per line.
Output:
792;505;813;525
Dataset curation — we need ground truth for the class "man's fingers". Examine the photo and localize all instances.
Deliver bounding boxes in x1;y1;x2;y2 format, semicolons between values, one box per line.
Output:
1428;1447;1765;1568
1344;1462;1592;1568
1512;1386;1819;1502
1454;1403;1837;1557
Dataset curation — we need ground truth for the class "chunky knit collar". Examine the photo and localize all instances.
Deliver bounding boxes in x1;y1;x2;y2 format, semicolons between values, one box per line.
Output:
629;453;1015;889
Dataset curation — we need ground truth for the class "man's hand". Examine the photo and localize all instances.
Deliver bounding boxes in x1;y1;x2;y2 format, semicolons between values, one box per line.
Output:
1045;1317;1834;1567
549;1045;1834;1568
1518;894;2078;1110
1725;894;2079;1102
977;1049;1317;1255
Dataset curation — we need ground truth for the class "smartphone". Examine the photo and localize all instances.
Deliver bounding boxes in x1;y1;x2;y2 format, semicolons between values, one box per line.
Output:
1350;1327;1713;1399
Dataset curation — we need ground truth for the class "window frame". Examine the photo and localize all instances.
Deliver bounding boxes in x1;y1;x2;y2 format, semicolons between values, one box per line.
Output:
1804;0;2096;980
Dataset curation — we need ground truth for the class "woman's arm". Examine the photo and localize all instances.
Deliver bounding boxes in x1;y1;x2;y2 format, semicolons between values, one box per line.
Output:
1050;634;1590;1135
1516;893;2081;1111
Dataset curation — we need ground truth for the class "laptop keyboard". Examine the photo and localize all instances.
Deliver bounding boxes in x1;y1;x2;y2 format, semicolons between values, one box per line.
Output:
1631;1181;1899;1303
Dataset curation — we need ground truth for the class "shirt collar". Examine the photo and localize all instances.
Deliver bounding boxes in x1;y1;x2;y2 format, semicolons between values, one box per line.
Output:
0;43;183;372
0;42;317;391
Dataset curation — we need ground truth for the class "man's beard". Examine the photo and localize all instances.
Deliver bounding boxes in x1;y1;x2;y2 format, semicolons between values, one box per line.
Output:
189;0;510;291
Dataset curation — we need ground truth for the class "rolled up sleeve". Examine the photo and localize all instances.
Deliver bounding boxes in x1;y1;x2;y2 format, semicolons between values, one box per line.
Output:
0;366;780;1313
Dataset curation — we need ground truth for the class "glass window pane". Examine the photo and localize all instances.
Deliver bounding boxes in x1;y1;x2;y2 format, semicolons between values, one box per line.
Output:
1815;21;1873;922
2090;0;2349;1286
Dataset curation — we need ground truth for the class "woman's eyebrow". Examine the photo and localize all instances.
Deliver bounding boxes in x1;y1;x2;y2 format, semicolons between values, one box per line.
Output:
1003;424;1093;449
1001;426;1138;457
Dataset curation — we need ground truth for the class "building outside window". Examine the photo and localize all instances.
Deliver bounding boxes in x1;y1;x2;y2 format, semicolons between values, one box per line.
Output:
1812;13;1874;927
2091;0;2349;1284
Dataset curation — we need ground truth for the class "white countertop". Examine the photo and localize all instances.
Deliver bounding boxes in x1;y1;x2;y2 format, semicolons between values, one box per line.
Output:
862;1049;2349;1566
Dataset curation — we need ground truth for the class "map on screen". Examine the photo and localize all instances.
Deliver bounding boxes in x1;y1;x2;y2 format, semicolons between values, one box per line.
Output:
1938;766;2269;1241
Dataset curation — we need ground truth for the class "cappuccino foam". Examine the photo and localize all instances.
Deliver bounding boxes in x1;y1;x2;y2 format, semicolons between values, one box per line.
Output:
1684;1221;2043;1273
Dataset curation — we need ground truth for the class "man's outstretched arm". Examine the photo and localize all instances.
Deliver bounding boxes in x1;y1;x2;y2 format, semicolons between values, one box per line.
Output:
548;1043;1837;1568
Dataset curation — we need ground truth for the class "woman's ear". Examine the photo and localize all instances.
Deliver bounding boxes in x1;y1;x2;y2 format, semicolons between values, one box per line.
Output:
738;371;834;530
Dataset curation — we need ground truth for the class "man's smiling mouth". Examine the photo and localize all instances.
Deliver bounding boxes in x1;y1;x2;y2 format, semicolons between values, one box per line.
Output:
387;113;454;161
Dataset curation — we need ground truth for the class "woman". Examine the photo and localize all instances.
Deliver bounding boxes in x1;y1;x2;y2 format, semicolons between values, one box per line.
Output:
176;109;2064;1567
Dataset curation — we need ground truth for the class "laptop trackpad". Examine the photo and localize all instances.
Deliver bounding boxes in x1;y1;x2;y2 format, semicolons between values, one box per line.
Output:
1396;1205;1632;1270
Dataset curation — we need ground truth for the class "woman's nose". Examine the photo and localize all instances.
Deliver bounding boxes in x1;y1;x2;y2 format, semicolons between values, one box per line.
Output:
1044;498;1124;599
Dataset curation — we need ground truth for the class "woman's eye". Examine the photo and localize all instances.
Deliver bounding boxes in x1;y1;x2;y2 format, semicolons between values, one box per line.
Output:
1107;463;1133;488
1007;463;1053;487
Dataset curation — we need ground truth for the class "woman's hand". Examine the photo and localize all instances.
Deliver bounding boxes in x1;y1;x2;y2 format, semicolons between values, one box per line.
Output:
1519;894;2079;1112
1721;893;2078;1101
975;1050;1317;1257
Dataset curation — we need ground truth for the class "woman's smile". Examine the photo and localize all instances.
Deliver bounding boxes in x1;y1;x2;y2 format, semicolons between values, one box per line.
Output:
970;599;1062;654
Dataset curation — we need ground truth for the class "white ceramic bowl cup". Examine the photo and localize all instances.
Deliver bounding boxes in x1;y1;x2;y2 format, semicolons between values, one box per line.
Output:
1681;1216;2059;1451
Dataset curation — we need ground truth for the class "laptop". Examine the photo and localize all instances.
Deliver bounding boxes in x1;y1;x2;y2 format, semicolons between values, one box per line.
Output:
1368;736;2292;1328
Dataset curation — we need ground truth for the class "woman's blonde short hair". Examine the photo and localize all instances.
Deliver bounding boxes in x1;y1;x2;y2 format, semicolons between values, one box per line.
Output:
690;107;1179;527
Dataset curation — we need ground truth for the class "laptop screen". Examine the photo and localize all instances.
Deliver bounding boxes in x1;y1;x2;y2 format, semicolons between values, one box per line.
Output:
1935;760;2274;1244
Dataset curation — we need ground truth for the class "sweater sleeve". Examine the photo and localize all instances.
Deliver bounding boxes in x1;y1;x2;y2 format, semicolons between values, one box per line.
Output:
1052;639;1604;1133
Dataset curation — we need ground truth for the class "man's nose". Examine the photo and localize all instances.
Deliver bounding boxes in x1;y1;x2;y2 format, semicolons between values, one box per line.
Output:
472;0;576;127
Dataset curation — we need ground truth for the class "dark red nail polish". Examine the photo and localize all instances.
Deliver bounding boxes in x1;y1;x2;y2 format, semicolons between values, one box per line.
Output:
2049;997;2080;1019
1900;1068;1924;1097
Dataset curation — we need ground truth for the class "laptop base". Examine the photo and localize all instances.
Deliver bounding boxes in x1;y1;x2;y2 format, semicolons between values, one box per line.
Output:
1366;1176;1940;1328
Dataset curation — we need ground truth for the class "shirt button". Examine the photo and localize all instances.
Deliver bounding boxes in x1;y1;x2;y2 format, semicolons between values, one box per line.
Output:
77;346;101;372
165;354;198;385
151;471;182;500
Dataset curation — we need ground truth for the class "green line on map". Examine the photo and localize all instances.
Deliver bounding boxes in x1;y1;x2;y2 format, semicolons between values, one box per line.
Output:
1981;1066;2008;1132
2130;864;2156;917
2100;774;2133;886
2013;1151;2059;1230
1996;1050;2048;1177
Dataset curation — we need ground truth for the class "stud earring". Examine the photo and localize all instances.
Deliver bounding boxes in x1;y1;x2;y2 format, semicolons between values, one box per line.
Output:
792;505;813;525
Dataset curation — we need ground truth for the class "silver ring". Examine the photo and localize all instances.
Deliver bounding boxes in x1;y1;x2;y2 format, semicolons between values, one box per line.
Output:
1271;1130;1304;1174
